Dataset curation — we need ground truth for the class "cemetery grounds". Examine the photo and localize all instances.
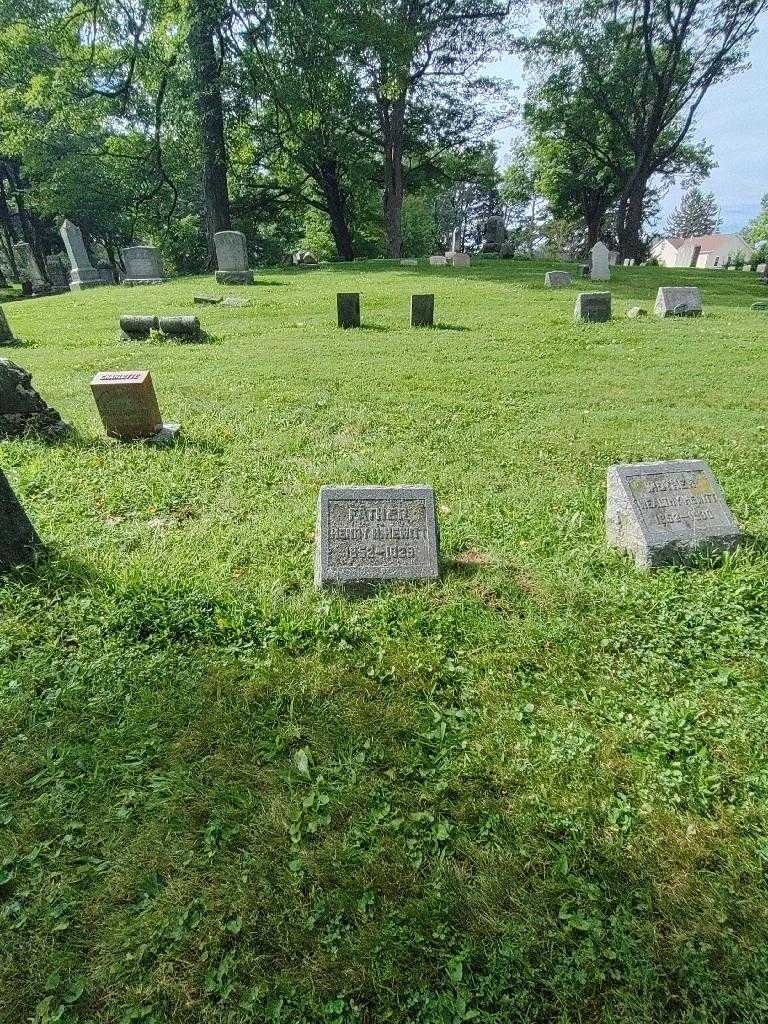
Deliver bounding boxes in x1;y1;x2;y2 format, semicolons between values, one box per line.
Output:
1;260;768;1023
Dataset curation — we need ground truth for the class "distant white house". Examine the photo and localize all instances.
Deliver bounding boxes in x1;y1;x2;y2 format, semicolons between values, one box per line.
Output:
650;233;754;269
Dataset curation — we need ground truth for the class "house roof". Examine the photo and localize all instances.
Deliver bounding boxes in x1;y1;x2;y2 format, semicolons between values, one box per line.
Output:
667;234;750;251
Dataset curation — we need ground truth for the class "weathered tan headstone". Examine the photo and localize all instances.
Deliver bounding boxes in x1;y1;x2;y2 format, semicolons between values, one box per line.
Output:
214;231;254;285
121;246;164;285
90;370;178;441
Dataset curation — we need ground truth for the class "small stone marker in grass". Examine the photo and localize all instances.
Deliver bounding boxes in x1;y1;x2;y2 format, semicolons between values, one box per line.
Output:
337;293;361;328
158;315;201;341
606;459;741;569
751;301;768;311
222;296;250;308
91;370;179;442
194;295;223;305
627;306;647;318
315;485;440;589
429;256;447;267
214;230;254;285
0;359;71;438
411;294;434;327
654;286;702;317
400;259;417;266
120;315;159;340
545;271;571;288
451;253;470;268
0;468;42;570
121;246;164;286
574;292;611;322
757;263;767;274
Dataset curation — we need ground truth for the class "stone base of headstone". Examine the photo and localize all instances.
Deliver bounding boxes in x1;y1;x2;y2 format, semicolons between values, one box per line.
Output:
606;459;741;569
411;294;434;327
0;468;43;570
337;293;361;328
70;278;103;291
574;292;611;322
428;256;447;267
123;278;164;287
215;270;254;285
315;484;440;589
400;259;417;266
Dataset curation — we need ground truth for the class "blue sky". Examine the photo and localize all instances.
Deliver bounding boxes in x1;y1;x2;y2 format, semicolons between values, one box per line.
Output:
491;14;767;235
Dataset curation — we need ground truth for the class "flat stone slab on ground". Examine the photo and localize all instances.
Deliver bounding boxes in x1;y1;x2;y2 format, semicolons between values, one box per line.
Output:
606;459;741;569
751;301;768;311
91;370;166;440
337;293;361;328
429;256;447;266
0;468;42;570
411;294;434;327
0;359;71;438
545;271;571;288
315;485;440;589
400;259;417;266
222;297;250;308
655;286;702;317
574;292;611;322
194;295;223;305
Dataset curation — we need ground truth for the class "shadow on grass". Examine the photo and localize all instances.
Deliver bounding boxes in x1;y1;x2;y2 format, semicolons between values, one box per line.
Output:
434;323;470;332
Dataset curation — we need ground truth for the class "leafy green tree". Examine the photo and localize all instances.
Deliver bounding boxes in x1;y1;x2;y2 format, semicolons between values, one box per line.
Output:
525;0;765;257
744;195;768;245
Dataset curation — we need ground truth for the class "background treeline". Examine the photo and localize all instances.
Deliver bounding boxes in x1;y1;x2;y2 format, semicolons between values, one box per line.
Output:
0;0;764;276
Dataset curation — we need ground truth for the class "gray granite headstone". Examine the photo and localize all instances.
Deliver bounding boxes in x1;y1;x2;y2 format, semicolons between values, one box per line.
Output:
59;220;102;290
45;255;69;291
606;459;741;568
13;243;50;295
411;294;434;327
574;292;611;322
545;271;571;288
589;241;610;281
315;485;440;588
214;231;253;285
337;293;360;328
654;287;702;317
0;359;70;438
121;246;164;285
0;468;42;570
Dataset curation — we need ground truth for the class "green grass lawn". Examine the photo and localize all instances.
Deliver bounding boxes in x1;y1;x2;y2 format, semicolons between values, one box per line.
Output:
2;259;768;1023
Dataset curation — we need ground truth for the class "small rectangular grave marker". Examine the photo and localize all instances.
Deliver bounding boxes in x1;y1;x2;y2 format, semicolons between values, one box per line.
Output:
90;370;178;441
410;294;434;327
451;253;470;268
574;291;611;322
606;459;741;568
429;256;447;267
337;293;360;328
545;271;571;288
315;485;440;589
654;286;702;317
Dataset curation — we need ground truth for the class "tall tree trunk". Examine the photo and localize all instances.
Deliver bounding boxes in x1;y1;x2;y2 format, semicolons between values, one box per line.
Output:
0;172;19;279
381;95;406;259
188;0;231;266
617;173;648;259
317;163;354;261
